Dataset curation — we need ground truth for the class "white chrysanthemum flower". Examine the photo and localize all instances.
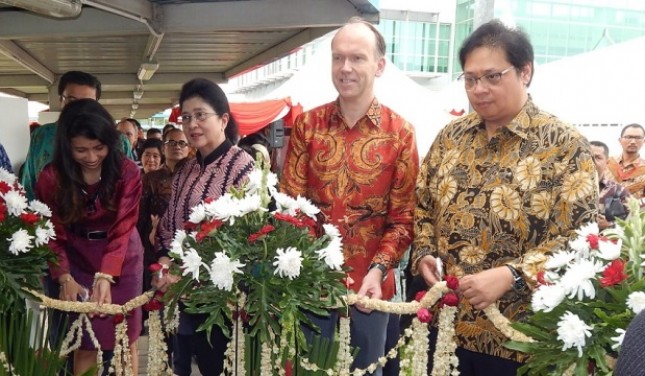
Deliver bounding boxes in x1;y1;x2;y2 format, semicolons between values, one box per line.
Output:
28;200;52;217
34;220;56;246
0;167;16;185
245;168;278;195
531;284;567;312
209;251;245;291
245;168;264;193
188;204;207;224
595;238;622;261
611;328;626;350
627;291;645;314
273;247;303;280
8;229;34;255
2;189;28;216
170;230;188;257
236;194;264;216
575;222;599;238
556;311;592;357
316;238;344;270
559;258;604;301
273;192;298;216
545;250;576;270
323;224;341;239
295;195;320;219
204;194;242;224
568;236;590;256
181;248;205;281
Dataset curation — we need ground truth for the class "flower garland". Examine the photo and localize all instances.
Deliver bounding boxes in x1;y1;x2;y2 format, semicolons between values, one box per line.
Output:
110;318;133;376
60;313;104;375
432;306;459;376
146;310;172;376
334;316;353;373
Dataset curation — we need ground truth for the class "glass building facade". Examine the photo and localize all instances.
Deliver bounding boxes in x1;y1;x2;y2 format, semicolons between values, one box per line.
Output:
454;0;645;75
378;19;453;74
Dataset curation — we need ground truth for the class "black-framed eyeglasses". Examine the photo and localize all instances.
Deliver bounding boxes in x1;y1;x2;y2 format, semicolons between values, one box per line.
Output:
165;140;189;148
459;66;516;91
622;135;645;141
181;111;217;124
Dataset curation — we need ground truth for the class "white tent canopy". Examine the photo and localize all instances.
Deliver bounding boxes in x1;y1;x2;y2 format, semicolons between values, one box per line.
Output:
529;35;645;156
257;33;460;156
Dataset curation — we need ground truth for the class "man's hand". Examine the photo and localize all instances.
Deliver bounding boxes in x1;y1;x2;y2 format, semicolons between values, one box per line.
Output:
355;269;384;313
418;255;441;287
458;266;514;310
151;257;179;292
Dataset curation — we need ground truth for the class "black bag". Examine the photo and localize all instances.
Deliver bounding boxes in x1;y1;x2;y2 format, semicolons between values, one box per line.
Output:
604;189;627;221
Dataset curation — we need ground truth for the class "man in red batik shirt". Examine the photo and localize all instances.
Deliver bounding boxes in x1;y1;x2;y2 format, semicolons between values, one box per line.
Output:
280;17;419;376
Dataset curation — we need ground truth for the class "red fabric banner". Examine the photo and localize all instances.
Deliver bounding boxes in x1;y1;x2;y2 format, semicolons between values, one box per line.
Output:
168;97;302;136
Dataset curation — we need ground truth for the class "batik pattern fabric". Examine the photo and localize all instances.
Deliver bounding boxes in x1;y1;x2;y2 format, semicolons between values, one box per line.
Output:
21;122;135;201
412;97;598;361
156;141;254;253
279;98;419;300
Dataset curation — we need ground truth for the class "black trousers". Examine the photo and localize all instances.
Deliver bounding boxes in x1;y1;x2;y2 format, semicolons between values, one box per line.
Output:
172;313;228;376
427;328;522;376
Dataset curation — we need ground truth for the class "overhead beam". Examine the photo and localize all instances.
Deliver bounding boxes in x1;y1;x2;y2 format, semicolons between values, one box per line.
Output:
0;41;55;83
0;74;51;88
162;0;369;32
226;27;335;77
81;0;154;21
0;8;147;39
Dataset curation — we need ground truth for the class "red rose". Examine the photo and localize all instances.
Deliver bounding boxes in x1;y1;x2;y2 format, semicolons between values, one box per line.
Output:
415;290;427;302
0;202;6;222
183;221;197;232
441;292;459;307
204;197;215;204
444;275;459;290
416;307;433;323
20;212;40;225
599;259;627;287
586;233;599;249
113;313;125;324
536;270;548;286
248;233;260;243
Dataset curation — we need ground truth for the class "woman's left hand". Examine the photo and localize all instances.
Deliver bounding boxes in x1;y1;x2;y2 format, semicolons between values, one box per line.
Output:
90;278;112;318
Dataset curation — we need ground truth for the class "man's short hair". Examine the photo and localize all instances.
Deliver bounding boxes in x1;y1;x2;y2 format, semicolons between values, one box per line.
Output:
57;71;102;100
459;19;535;86
342;16;386;58
620;123;645;137
146;128;162;139
590;141;609;157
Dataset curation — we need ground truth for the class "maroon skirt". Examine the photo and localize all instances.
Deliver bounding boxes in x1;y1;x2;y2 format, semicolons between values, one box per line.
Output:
66;229;143;351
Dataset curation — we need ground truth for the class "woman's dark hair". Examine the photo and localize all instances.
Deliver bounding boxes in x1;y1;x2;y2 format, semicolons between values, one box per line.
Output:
459;19;535;86
179;78;239;143
52;99;122;224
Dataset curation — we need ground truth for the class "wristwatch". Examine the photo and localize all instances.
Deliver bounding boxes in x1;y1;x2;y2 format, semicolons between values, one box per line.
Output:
506;265;526;291
368;263;388;282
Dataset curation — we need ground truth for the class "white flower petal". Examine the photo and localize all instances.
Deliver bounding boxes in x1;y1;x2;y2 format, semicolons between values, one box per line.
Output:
627;291;645;314
273;247;303;279
556;311;592;357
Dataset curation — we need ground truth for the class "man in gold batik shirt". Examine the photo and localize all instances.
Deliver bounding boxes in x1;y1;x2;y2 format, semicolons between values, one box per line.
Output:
411;20;598;376
607;123;645;201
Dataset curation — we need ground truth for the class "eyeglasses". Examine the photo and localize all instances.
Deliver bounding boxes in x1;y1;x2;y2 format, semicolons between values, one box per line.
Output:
165;140;189;148
622;135;645;141
459;66;516;91
60;95;80;105
181;111;217;124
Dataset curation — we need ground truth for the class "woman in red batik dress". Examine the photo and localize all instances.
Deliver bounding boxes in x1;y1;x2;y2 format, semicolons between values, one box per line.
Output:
36;99;143;375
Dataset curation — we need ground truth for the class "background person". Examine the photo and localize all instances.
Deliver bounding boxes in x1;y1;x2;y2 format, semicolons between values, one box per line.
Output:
152;78;254;376
590;140;631;229
607;123;645;201
139;138;164;174
146;127;163;140
35;99;143;375
0;142;12;173
21;70;134;201
280;17;419;375
411;20;598;376
116;118;141;166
